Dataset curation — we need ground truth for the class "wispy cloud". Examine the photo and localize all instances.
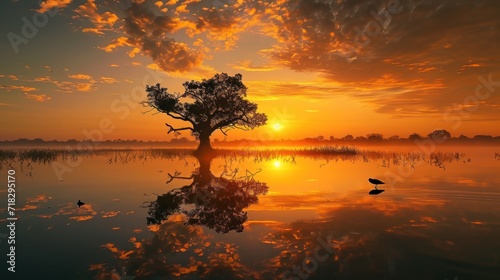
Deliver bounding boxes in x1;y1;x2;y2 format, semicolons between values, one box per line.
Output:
0;85;37;92
68;74;93;80
34;76;51;82
25;93;51;102
26;75;97;93
99;36;134;52
0;74;20;81
82;27;105;35
102;211;120;218
232;60;278;72
100;76;118;84
101;243;134;259
55;80;97;92
246;80;346;100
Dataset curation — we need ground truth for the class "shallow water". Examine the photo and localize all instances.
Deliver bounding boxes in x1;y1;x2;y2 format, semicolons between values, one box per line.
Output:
1;145;499;279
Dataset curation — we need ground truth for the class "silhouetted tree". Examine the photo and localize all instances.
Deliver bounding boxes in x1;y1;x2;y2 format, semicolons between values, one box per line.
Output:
408;133;423;141
388;135;400;140
474;135;493;140
367;133;384;141
144;73;267;154
170;137;193;145
428;129;451;143
342;135;354;141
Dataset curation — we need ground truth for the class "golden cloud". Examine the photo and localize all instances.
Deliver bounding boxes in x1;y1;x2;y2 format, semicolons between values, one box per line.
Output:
99;36;134;53
25;93;52;102
232;60;278;72
82;27;104;35
37;0;72;13
34;76;51;82
68;74;93;80
100;76;118;84
74;0;119;35
102;210;120;218
154;1;164;8
0;85;37;92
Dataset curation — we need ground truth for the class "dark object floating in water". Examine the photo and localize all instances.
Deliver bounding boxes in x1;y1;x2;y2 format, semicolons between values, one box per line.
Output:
369;189;385;195
77;200;85;208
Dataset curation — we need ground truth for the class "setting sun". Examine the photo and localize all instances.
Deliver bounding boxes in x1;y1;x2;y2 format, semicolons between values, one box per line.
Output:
273;160;282;168
272;123;283;131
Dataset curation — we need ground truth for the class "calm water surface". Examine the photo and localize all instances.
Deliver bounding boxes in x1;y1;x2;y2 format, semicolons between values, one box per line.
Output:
1;146;499;280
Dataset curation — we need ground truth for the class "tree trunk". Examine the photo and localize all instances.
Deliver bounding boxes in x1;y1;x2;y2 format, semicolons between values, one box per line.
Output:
195;131;214;155
195;153;214;186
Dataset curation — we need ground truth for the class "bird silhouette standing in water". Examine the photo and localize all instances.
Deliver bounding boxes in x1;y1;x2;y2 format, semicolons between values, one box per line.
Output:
369;178;385;189
368;178;385;195
77;200;85;208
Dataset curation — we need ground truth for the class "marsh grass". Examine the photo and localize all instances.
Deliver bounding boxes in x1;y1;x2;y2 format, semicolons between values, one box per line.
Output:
0;149;16;161
106;148;193;164
0;146;469;171
215;146;358;162
18;149;59;163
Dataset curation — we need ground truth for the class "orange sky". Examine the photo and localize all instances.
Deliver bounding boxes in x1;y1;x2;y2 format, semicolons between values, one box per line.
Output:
1;0;499;141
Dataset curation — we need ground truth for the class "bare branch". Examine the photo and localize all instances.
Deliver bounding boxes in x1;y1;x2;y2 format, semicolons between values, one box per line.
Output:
213;116;244;131
219;127;229;136
166;111;188;121
228;124;251;131
141;108;156;115
166;173;194;184
165;123;193;135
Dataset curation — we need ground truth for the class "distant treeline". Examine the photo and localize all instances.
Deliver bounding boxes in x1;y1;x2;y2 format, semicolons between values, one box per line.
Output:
0;137;197;147
213;133;500;147
1;130;499;147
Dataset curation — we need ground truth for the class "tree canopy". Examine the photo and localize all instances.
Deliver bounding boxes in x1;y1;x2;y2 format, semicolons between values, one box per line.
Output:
144;73;267;153
428;129;451;142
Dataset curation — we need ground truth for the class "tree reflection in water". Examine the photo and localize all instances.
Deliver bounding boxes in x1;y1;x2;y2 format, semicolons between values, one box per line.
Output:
145;154;268;233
